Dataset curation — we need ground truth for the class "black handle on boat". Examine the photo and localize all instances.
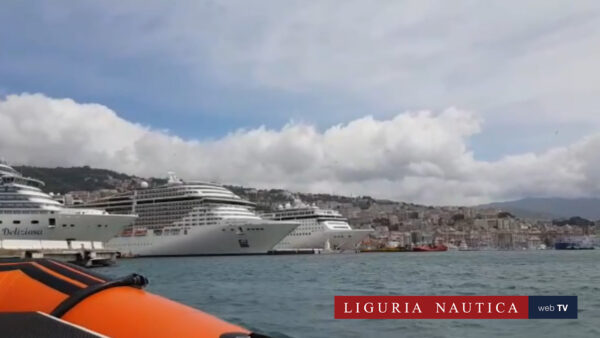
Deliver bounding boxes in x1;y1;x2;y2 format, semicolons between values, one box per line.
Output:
51;273;149;318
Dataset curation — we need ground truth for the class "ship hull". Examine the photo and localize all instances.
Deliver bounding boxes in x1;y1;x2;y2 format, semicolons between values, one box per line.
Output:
327;229;373;250
275;229;373;250
0;213;136;242
413;245;448;252
274;229;330;250
554;236;595;250
107;220;298;256
554;243;594;250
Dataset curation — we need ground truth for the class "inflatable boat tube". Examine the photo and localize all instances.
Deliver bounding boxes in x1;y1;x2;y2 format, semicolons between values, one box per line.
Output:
0;258;269;338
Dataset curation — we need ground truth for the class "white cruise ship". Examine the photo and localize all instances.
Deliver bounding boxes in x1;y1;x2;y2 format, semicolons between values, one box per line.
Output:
0;160;136;242
80;173;299;256
262;203;373;251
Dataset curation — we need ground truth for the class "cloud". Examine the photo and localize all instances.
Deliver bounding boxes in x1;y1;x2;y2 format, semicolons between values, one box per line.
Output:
1;93;599;205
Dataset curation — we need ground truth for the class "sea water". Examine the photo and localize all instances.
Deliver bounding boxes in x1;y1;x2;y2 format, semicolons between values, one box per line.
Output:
98;250;600;338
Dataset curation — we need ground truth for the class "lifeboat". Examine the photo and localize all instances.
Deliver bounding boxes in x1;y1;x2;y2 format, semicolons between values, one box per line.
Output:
0;258;269;338
133;228;148;237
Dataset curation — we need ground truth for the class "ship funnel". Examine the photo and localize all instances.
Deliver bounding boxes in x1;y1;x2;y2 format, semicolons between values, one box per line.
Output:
167;172;182;185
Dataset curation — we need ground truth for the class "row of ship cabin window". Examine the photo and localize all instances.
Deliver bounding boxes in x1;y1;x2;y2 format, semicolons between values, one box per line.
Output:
0;220;39;224
0;219;108;228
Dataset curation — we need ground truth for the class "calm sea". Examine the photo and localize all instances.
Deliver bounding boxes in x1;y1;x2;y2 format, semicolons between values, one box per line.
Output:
98;251;600;338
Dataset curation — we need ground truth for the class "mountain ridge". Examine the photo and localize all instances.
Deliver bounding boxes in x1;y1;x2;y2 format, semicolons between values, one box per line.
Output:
477;197;600;220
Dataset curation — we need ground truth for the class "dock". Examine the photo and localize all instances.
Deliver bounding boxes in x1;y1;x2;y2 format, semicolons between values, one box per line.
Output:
359;247;411;253
268;248;324;255
268;248;354;255
0;239;118;267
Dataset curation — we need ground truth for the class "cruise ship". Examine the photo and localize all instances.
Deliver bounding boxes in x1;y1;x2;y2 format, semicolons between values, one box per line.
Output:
80;173;299;256
262;202;373;251
0;160;136;242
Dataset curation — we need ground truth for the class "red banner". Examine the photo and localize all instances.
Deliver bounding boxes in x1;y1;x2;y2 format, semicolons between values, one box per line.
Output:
335;296;529;319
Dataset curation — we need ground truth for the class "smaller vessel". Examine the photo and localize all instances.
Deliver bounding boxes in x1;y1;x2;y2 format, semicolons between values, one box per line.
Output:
554;236;595;250
446;243;458;251
412;244;448;252
324;239;333;252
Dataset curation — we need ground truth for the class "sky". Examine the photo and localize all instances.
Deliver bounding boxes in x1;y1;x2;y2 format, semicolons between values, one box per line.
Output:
1;1;599;205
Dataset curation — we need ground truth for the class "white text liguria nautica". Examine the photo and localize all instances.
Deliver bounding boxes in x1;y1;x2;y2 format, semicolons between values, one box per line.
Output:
343;302;519;314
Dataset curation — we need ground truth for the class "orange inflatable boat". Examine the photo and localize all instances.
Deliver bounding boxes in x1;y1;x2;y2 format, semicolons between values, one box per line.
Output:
0;258;269;338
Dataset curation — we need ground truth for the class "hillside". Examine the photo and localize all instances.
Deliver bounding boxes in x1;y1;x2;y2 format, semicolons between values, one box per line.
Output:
14;166;166;194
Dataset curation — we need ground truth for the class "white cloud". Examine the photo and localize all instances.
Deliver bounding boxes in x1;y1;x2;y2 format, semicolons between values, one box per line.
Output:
2;93;599;205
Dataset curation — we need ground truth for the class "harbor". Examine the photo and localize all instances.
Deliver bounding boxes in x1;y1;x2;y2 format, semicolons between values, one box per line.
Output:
2;1;600;336
2;160;597;263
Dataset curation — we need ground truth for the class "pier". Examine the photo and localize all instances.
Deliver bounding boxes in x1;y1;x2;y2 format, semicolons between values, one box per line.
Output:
268;248;354;254
0;239;118;267
268;248;324;255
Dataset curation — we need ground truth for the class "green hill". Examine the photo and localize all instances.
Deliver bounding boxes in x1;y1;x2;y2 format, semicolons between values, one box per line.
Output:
14;166;166;193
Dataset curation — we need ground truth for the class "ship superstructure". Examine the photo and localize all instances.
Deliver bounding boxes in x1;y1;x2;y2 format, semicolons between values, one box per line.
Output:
262;202;373;251
0;160;135;242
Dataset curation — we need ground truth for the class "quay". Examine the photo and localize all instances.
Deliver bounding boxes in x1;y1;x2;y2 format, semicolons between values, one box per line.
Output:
268;248;328;255
360;247;411;253
0;239;118;267
269;248;322;255
268;248;359;254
